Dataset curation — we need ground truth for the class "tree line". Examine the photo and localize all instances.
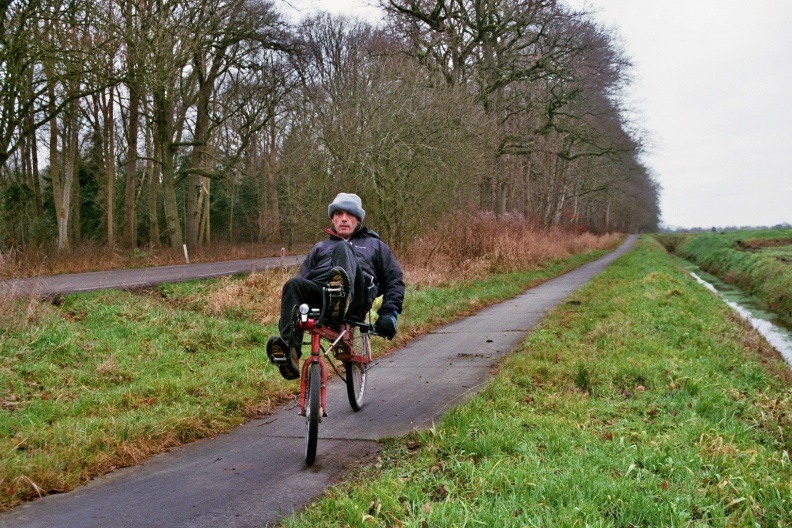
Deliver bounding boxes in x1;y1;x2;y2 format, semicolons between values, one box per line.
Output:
0;0;660;254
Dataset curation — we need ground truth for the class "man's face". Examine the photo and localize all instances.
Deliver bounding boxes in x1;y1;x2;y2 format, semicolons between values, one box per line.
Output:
331;210;360;238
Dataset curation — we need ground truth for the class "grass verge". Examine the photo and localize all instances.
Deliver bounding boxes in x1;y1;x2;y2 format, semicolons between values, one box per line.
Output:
0;243;613;510
280;236;792;527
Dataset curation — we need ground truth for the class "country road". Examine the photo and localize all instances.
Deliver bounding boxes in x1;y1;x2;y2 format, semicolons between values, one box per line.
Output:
0;235;636;528
0;255;304;298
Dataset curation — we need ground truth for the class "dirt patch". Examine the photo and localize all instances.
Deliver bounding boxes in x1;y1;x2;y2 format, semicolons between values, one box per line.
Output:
735;238;792;251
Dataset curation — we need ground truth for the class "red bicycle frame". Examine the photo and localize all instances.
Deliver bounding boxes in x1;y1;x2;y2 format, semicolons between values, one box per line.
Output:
296;317;370;417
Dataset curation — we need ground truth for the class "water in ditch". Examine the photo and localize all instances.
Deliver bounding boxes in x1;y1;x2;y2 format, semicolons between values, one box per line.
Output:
680;261;792;368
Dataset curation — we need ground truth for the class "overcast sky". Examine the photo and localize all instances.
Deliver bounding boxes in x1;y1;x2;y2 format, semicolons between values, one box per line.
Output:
284;0;792;229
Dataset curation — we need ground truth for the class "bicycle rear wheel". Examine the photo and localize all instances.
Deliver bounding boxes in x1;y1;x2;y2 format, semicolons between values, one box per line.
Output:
304;362;322;465
345;330;371;411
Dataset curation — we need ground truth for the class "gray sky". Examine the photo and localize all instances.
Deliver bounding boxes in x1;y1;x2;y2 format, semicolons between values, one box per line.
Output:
285;0;792;229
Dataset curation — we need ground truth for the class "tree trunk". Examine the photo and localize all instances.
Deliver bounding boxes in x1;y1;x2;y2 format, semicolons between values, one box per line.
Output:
23;69;42;215
198;177;210;244
153;89;183;249
521;161;532;219
48;88;62;249
495;178;508;219
147;132;161;246
266;121;280;241
71;148;80;246
50;92;77;251
186;48;221;249
196;142;215;245
123;80;140;247
103;88;116;248
161;146;182;249
185;173;200;248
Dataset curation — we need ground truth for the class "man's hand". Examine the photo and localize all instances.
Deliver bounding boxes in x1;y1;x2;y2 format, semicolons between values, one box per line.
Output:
374;314;397;340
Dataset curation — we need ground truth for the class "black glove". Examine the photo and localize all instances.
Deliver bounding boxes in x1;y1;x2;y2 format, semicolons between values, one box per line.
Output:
374;313;397;340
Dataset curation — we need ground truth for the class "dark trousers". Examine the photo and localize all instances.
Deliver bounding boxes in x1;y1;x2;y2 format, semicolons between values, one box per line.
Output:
278;242;368;341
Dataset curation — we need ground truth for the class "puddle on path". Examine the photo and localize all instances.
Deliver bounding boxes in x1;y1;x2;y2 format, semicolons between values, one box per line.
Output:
681;261;792;368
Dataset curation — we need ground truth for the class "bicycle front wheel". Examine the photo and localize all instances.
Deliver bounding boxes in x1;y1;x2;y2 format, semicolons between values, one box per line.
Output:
345;331;371;411
304;362;322;465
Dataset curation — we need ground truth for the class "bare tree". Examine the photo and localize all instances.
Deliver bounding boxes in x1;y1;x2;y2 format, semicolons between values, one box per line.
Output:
0;0;49;168
1;0;660;252
83;2;125;248
384;1;656;229
291;15;497;248
182;0;292;249
218;48;298;244
115;0;144;248
131;0;293;249
41;2;95;250
382;0;572;215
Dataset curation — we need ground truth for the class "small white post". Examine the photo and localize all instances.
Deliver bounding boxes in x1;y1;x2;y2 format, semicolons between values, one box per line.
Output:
280;247;285;269
183;244;190;264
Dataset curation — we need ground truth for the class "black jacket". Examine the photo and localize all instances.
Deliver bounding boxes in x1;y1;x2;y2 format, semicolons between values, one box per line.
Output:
297;226;405;316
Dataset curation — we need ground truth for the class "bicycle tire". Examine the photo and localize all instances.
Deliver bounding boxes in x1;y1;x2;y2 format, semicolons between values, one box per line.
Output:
304;362;321;465
345;330;370;411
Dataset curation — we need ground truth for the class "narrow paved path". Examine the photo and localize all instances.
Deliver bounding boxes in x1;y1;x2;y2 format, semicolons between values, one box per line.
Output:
0;236;636;528
0;255;303;298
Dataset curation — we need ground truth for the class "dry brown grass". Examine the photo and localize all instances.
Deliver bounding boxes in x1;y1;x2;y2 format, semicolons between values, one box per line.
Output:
201;269;292;325
401;212;622;288
0;290;54;332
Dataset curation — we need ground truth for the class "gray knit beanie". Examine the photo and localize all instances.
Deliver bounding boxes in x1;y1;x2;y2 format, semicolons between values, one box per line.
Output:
328;193;365;222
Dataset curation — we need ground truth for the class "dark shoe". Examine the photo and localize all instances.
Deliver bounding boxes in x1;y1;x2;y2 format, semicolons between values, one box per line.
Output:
325;267;350;324
266;336;300;380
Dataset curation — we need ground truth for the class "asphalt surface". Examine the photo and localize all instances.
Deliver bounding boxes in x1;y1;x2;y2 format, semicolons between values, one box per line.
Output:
0;235;636;528
0;255;304;298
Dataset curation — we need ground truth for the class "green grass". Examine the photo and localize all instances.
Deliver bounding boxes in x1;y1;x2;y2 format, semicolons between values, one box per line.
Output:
762;245;792;261
667;229;792;324
0;247;610;509
281;237;792;527
0;289;276;502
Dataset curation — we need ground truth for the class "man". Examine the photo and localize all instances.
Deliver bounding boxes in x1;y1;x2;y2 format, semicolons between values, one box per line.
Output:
267;193;405;380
